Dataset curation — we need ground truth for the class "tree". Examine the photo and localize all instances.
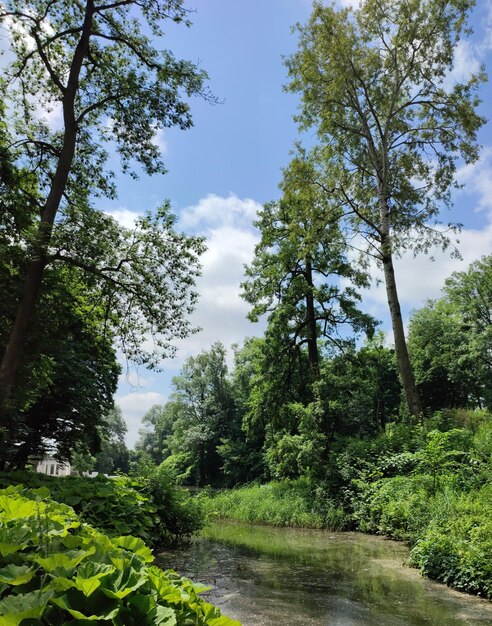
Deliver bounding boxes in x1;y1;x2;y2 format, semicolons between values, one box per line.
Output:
167;343;237;486
242;157;374;385
0;263;120;469
136;403;175;465
94;406;129;474
286;0;485;418
408;255;492;411
0;0;212;411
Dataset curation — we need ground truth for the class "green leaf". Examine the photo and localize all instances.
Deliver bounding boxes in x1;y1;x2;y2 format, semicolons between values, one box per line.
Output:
113;536;154;563
31;547;96;576
51;588;120;620
101;564;148;599
0;495;39;521
0;563;37;586
0;589;54;626
208;616;242;626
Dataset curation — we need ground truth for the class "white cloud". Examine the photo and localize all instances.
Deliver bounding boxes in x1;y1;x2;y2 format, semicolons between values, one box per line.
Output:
104;207;141;229
359;221;492;323
116;391;167;447
151;127;167;153
170;196;265;368
448;40;481;83
179;193;260;231
457;147;492;215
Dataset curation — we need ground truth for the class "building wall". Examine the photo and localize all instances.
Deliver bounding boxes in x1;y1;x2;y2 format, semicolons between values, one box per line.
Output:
36;458;71;477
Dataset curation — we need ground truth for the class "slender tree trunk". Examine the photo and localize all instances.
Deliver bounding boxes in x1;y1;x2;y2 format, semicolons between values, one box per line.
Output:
381;231;422;419
0;1;94;419
305;258;320;382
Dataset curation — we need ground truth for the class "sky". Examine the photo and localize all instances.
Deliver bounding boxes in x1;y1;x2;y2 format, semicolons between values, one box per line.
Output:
79;1;492;447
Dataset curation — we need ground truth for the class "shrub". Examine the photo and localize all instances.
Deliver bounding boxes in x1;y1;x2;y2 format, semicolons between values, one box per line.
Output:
0;485;239;625
351;475;433;541
0;471;203;546
410;484;492;598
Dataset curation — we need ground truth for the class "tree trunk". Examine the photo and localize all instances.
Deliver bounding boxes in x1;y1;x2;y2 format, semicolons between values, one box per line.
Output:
0;1;94;419
380;232;422;419
305;258;320;382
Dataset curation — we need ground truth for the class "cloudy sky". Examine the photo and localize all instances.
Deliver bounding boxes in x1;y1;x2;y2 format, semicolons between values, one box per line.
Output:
99;0;492;447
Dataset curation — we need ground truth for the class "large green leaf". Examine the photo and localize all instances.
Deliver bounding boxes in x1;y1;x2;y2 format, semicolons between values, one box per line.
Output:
113;536;154;563
32;547;96;576
0;525;32;556
114;593;177;626
0;589;54;626
0;564;38;586
101;563;148;599
0;495;39;521
51;588;120;620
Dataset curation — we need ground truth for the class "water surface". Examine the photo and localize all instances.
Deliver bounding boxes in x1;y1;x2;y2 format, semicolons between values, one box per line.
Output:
157;522;492;625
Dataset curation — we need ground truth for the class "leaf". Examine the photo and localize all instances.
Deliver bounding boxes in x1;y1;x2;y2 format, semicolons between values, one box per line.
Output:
192;581;212;594
208;617;242;626
0;526;32;556
0;563;37;586
31;547;96;576
0;495;39;521
113;536;154;563
51;588;120;620
101;564;148;599
0;589;54;626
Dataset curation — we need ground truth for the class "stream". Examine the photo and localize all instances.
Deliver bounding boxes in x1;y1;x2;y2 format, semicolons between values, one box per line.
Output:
156;522;492;626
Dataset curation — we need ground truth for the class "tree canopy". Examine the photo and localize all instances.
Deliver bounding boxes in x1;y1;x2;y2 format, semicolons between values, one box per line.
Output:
0;0;211;416
285;0;486;417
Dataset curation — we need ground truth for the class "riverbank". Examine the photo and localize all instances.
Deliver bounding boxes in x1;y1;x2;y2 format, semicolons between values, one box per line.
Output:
198;472;492;600
157;521;492;626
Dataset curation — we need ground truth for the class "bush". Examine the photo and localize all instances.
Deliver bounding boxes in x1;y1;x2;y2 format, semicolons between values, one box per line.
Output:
0;485;239;625
410;484;492;598
0;471;203;546
137;463;204;542
351;475;433;541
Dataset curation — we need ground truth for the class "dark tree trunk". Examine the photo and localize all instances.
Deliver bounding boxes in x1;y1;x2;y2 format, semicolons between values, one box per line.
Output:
305;258;320;382
379;196;422;419
0;1;94;420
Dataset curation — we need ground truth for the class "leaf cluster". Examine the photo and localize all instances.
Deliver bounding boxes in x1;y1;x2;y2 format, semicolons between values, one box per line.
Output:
0;485;239;625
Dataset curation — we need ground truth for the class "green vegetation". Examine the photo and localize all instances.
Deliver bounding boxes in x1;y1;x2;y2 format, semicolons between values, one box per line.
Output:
198;410;492;598
0;485;238;625
0;470;203;546
200;479;337;529
1;0;491;614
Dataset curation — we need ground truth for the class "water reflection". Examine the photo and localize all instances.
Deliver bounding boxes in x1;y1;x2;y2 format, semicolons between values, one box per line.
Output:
157;522;492;626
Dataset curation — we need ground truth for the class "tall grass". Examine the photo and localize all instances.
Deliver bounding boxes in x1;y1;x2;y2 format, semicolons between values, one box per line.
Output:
198;478;349;530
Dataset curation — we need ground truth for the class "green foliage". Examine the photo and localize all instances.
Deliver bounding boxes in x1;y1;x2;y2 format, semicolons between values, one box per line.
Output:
0;486;239;625
0;262;120;468
0;472;203;545
132;463;204;541
198;479;349;530
159;343;241;487
409;255;492;412
410;485;492;598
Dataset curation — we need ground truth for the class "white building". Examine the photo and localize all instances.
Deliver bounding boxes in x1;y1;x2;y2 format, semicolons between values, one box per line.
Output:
36;458;71;477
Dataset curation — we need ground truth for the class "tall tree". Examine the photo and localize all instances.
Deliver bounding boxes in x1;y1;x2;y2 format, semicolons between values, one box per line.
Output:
1;265;120;469
0;0;212;411
94;406;129;474
286;0;485;417
167;343;237;486
136;403;176;465
242;157;374;386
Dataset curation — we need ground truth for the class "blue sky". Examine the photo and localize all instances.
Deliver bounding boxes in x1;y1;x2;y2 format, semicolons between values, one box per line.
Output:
102;0;492;447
